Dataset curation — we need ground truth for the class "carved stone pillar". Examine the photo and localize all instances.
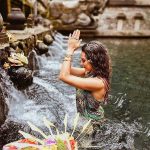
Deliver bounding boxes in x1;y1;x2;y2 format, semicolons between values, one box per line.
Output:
0;13;9;44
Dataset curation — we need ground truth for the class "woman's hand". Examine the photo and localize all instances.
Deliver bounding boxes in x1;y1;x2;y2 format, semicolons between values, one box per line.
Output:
68;29;81;53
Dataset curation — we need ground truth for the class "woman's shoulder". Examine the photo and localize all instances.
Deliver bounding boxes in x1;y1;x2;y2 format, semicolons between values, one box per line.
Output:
96;76;109;92
84;72;105;87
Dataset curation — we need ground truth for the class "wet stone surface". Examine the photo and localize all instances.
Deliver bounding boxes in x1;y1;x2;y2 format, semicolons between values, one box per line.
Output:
8;66;33;89
0;33;150;150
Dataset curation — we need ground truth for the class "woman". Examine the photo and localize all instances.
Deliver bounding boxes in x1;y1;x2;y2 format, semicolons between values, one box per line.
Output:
59;29;111;122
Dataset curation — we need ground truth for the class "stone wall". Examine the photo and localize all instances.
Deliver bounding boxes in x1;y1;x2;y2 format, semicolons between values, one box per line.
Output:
48;0;107;31
94;4;150;37
47;0;150;37
98;7;150;31
108;0;150;6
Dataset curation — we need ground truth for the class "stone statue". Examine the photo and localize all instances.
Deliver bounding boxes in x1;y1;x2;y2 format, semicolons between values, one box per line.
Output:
0;13;9;44
48;0;107;30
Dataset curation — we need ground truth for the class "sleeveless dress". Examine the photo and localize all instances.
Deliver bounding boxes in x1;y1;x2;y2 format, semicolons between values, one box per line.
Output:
76;72;108;121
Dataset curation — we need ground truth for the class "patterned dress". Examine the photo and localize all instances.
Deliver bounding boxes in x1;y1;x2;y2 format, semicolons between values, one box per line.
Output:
76;72;107;121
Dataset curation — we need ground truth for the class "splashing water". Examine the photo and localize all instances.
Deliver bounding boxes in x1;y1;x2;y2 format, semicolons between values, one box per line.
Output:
0;32;150;149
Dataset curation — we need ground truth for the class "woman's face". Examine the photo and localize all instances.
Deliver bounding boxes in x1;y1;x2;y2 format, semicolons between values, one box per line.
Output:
81;51;93;72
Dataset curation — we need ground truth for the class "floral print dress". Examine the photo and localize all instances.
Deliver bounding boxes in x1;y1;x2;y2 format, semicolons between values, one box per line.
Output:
76;73;106;121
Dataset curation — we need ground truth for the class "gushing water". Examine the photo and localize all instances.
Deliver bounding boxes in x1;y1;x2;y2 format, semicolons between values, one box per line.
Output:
0;32;149;150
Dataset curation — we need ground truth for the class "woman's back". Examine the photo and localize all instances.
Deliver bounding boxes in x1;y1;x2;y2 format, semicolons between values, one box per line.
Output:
76;72;106;121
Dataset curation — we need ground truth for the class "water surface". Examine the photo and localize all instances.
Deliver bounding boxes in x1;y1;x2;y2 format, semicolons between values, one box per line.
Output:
0;35;150;149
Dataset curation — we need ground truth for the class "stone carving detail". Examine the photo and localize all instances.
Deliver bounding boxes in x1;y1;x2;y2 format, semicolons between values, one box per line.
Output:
116;13;127;31
7;8;26;30
133;13;144;31
49;0;107;30
0;13;3;32
27;14;34;28
0;13;9;44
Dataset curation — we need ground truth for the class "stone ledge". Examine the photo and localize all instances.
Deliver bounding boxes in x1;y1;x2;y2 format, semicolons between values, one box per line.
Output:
108;0;150;6
0;25;52;55
8;25;50;41
94;30;150;37
78;30;150;38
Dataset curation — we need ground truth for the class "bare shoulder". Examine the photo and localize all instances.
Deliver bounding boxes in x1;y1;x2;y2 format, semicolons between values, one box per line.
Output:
92;77;105;88
91;77;106;100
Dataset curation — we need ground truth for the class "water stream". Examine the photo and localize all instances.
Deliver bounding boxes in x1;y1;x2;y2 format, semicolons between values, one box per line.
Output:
0;33;150;149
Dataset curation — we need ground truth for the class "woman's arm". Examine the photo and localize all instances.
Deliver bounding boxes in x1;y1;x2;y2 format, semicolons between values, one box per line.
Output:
59;57;104;91
59;30;81;80
59;30;104;91
70;67;85;77
59;50;72;81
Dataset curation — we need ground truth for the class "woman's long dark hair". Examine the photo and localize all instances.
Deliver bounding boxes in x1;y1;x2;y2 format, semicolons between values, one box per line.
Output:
82;41;111;103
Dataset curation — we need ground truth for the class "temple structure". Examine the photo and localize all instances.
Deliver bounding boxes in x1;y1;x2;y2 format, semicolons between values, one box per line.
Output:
47;0;150;37
0;0;150;37
96;0;150;37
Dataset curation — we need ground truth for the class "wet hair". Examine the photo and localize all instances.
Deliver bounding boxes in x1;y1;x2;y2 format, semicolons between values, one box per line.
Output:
82;41;111;103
